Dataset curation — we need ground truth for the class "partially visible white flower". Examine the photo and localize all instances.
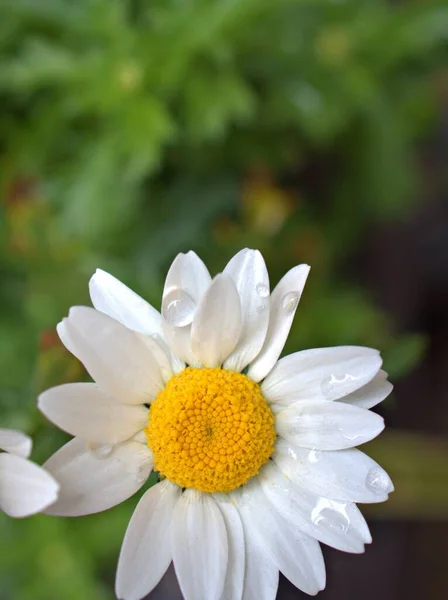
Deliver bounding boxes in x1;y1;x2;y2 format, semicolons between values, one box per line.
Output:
0;428;59;517
39;249;394;600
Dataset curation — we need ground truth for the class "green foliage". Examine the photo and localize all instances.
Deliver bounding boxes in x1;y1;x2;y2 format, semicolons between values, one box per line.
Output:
0;0;447;597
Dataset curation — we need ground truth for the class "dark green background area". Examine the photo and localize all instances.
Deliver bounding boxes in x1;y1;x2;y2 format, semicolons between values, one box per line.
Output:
0;1;447;599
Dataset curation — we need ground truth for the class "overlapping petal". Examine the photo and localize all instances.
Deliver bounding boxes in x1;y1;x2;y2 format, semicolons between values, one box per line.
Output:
275;400;385;450
223;249;270;373
259;462;370;553
191;274;242;367
248;264;310;382
234;480;326;595
262;346;382;409
171;490;228;600
161;251;211;366
116;480;181;600
89;269;163;336
340;369;393;409
273;439;394;503
38;383;148;445
58;307;163;404
43;437;153;516
214;495;245;600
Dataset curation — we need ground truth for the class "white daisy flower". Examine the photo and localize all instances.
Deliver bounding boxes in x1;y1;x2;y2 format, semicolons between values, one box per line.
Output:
39;249;394;600
0;428;59;517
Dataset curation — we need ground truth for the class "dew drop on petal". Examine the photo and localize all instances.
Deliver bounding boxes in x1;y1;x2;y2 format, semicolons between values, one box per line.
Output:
366;467;392;494
321;372;356;398
311;498;350;533
256;283;270;298
257;303;268;314
282;291;299;314
162;288;196;327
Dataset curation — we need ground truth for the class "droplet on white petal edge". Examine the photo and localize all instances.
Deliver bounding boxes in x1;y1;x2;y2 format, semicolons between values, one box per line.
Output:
365;467;394;495
161;288;197;327
281;291;300;314
256;283;270;298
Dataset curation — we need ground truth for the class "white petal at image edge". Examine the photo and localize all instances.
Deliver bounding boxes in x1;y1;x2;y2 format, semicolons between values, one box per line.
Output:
172;490;228;600
116;480;181;600
0;428;32;458
0;453;59;517
214;496;245;600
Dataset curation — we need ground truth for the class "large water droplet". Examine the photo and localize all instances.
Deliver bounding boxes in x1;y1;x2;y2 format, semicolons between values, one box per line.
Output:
89;443;113;459
366;467;391;494
256;283;269;298
311;498;350;533
282;291;299;314
162;288;196;327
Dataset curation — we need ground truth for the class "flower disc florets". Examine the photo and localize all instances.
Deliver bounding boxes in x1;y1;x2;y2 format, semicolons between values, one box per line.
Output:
146;367;276;493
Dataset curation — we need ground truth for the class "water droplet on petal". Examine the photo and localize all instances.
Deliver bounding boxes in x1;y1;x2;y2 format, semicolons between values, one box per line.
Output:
256;283;269;298
366;467;391;494
162;288;196;327
89;443;113;459
321;372;356;397
282;291;299;314
311;498;350;533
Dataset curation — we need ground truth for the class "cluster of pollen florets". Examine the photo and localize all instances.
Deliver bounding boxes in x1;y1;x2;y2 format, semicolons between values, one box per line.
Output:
146;367;276;493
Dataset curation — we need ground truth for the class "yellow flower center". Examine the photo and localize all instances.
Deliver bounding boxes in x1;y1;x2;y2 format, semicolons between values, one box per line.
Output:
146;367;276;493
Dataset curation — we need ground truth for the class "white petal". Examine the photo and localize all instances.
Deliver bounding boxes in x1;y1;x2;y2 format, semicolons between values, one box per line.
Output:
340;369;393;409
191;274;242;368
0;454;59;517
161;324;201;368
38;383;148;445
237;508;279;600
58;306;163;404
214;495;245;600
172;490;228;600
89;269;163;335
273;440;394;503
43;437;152;516
135;333;177;384
223;249;270;372
259;462;369;553
161;251;211;365
276;400;384;450
234;482;325;596
0;428;32;458
262;346;382;409
248;264;310;382
116;480;181;600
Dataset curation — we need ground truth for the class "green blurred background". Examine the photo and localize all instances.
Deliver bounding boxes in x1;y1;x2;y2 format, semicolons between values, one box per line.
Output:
0;0;447;598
